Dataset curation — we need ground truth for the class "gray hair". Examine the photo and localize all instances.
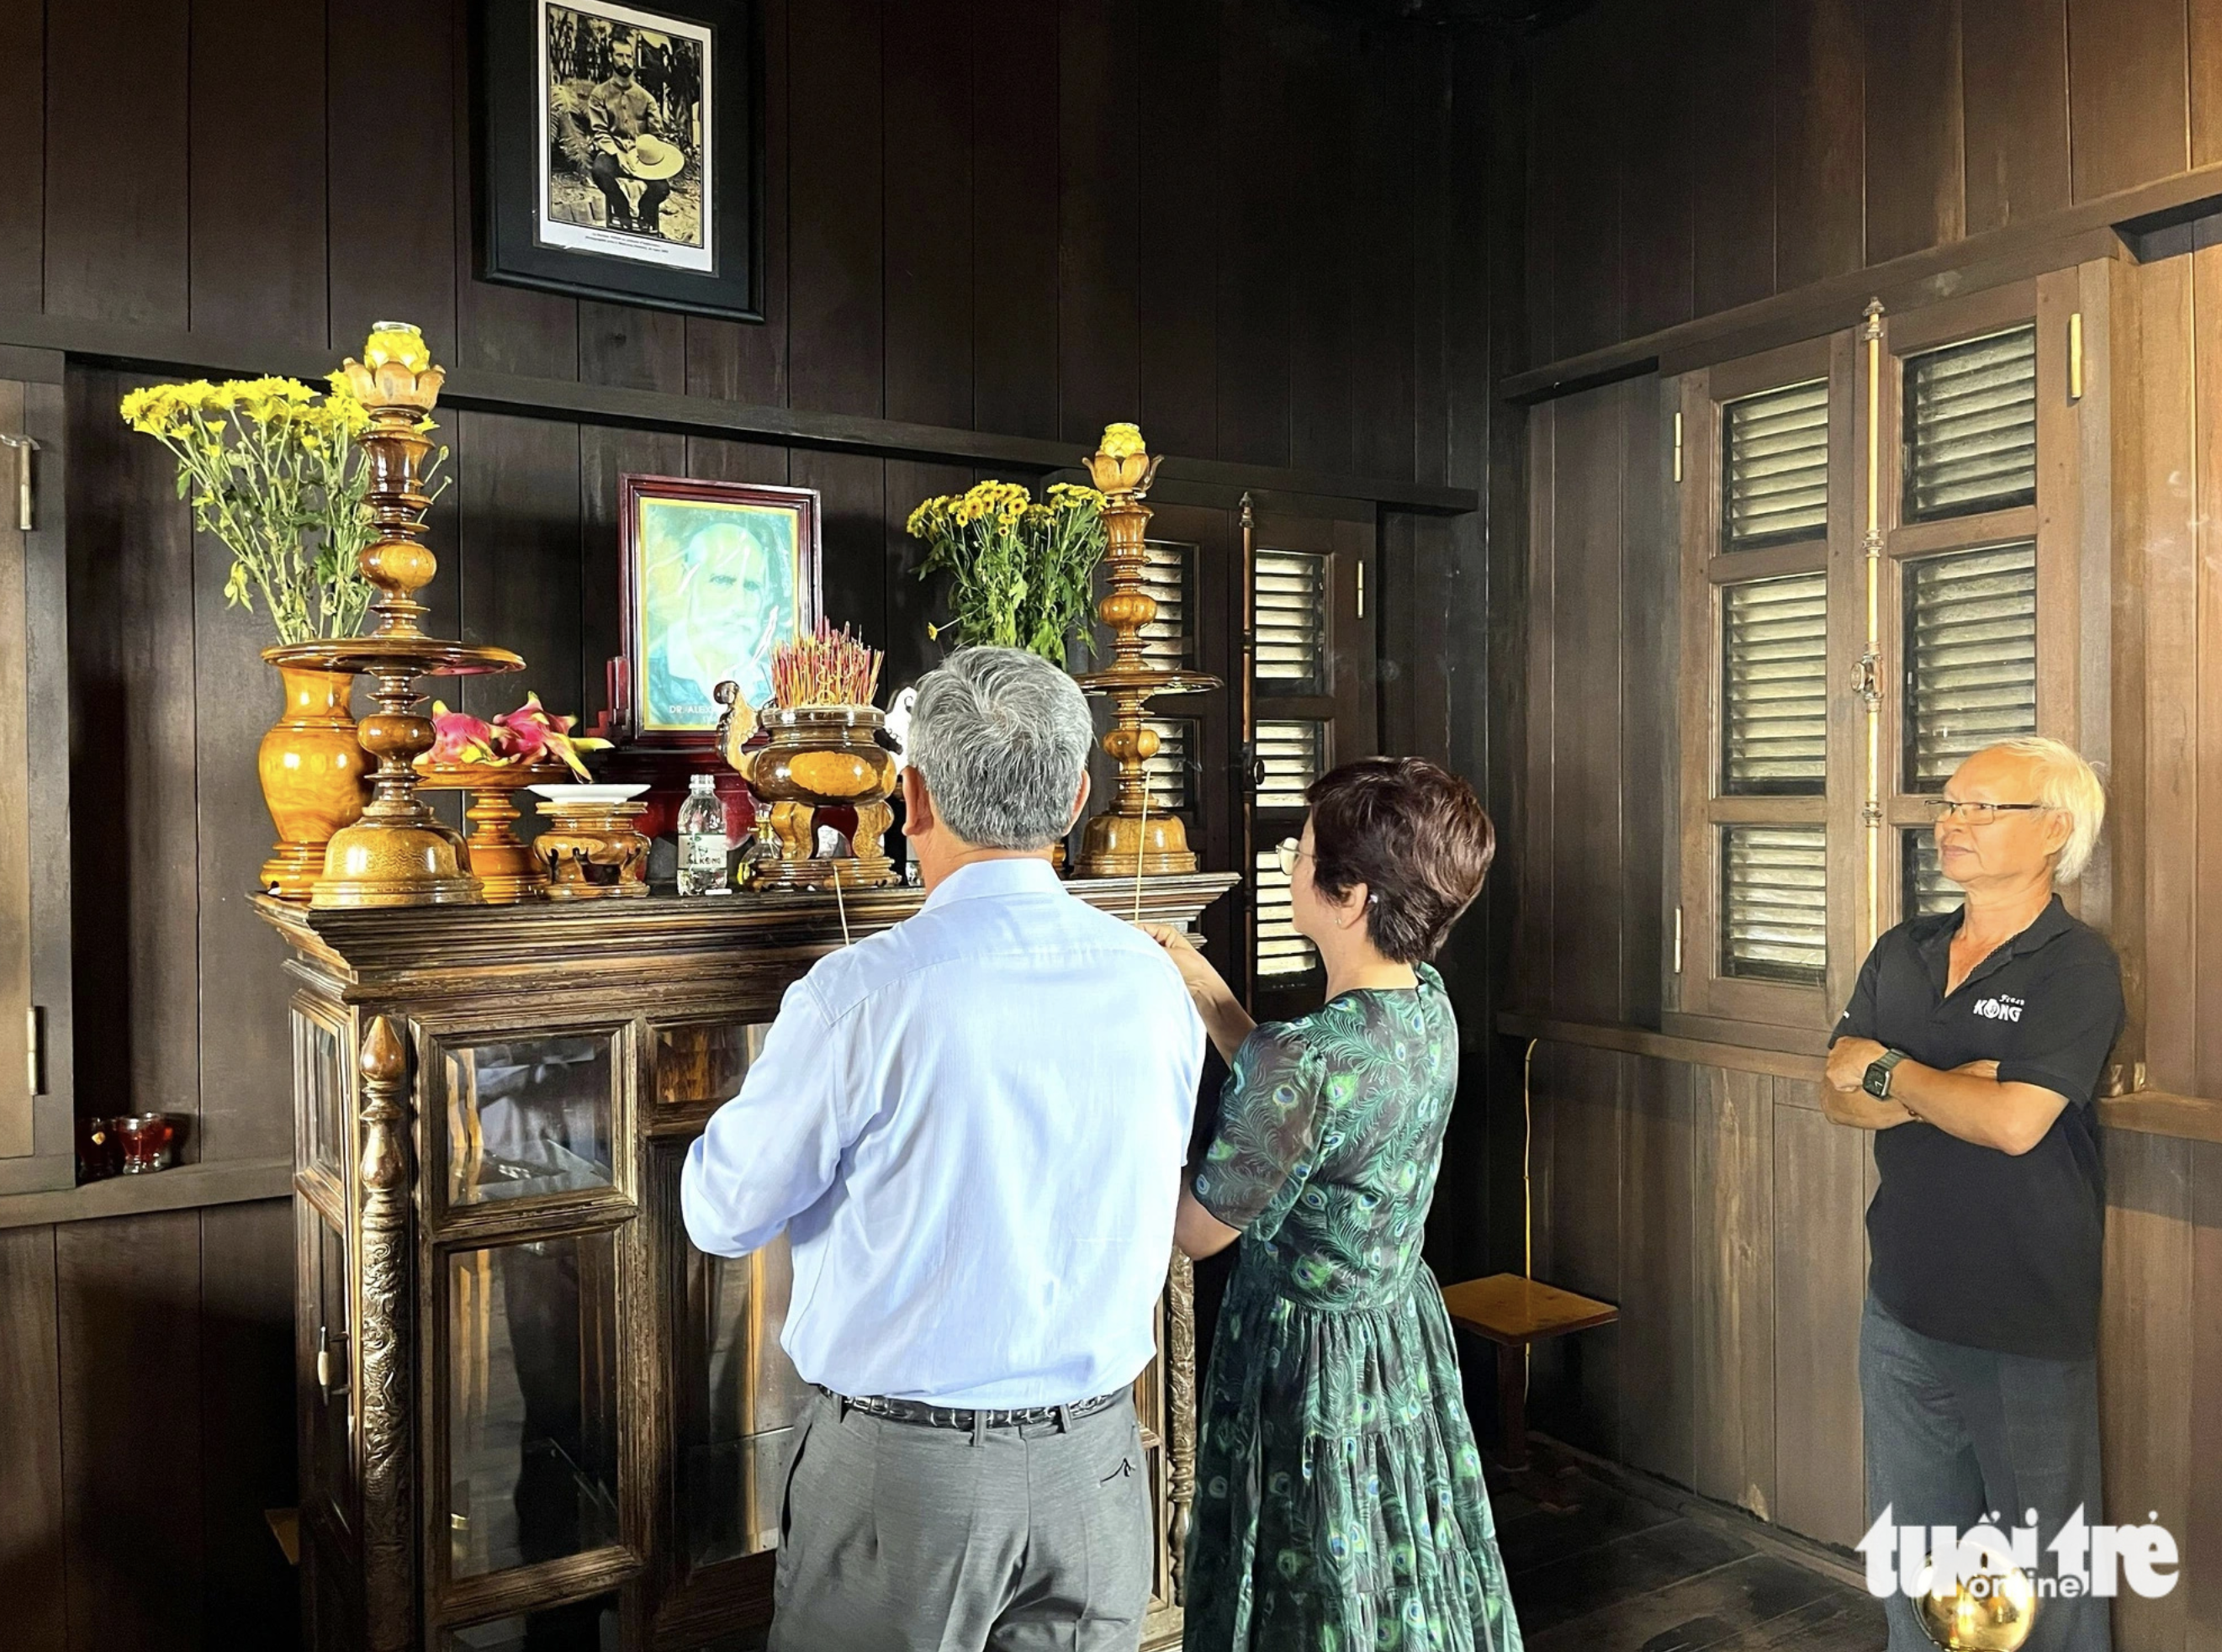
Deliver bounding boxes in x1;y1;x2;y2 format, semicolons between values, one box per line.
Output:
1983;736;2107;882
906;647;1094;850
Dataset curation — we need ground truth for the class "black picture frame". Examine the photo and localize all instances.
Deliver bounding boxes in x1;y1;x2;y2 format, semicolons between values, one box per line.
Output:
479;0;762;320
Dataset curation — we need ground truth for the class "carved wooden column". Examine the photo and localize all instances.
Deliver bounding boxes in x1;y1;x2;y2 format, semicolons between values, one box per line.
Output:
1166;1249;1198;1604
357;1015;418;1651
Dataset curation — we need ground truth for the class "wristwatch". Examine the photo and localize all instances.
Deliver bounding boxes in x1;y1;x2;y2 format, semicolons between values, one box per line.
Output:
1862;1048;1909;1099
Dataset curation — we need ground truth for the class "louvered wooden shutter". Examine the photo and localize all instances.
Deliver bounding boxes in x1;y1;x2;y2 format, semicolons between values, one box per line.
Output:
1722;573;1828;795
1255;549;1326;692
1254;849;1318;977
1256;719;1324;811
1904;326;2038;522
1138;540;1194;673
1902;543;2036;792
1903;830;1961;918
1721;825;1828;983
1722;379;1829;550
1140;716;1194;814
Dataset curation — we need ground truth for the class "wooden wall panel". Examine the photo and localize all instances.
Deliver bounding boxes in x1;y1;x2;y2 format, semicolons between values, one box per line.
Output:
1547;384;1626;1023
1284;25;1358;479
1056;0;1141;446
685;0;791;406
2068;0;2190;202
2196;238;2222;1103
2140;253;2200;1095
188;0;326;347
1352;28;1420;483
2101;1129;2194;1649
972;0;1062;443
59;1210;205;1652
1863;0;1965;265
1214;0;1294;468
1616;1057;1694;1487
1531;1043;1625;1459
1689;0;1776;318
0;1226;66;1651
66;372;200;1131
2188;1141;2222;1647
578;304;686;396
1690;1066;1775;1520
191;521;295;1164
786;3;885;419
1962;0;2071;236
0;0;43;315
2198;0;2222;170
1135;0;1219;459
328;0;457;357
1769;1083;1865;1548
454;415;585;724
1615;0;1691;340
45;0;189;327
198;1201;296;1644
1773;0;1865;292
1539;6;1624;362
881;6;974;432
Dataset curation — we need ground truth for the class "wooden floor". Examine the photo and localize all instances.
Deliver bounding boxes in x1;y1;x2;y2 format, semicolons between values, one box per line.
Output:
1492;1443;1888;1652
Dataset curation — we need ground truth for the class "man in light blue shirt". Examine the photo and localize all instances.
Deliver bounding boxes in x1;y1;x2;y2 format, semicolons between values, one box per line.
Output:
681;647;1204;1652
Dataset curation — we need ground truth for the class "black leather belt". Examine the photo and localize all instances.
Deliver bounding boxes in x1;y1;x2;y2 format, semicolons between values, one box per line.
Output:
817;1383;1125;1431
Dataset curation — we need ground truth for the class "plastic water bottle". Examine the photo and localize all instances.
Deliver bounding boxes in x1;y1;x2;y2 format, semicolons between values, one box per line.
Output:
676;774;731;897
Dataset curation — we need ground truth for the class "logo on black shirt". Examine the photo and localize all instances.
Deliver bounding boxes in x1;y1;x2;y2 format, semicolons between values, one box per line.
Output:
1972;994;2025;1023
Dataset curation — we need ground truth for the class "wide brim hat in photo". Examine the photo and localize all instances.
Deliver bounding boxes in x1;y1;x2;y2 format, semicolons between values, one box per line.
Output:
620;135;686;181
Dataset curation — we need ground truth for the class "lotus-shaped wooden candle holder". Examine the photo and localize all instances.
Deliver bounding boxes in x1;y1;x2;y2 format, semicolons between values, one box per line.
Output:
746;706;901;890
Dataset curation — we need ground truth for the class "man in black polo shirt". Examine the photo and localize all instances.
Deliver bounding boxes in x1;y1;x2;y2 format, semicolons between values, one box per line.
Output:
1825;737;2123;1652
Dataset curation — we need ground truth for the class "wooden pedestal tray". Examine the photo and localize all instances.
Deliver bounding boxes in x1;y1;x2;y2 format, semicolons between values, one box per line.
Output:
414;761;573;903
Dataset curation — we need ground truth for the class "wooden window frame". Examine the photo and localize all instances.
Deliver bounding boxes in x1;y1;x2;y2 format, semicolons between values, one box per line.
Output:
1673;334;1859;1037
1246;508;1375;1023
1875;276;2082;939
1668;272;2091;1048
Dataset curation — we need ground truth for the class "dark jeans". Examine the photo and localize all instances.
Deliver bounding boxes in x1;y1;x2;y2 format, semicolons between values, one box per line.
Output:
1860;1295;2109;1652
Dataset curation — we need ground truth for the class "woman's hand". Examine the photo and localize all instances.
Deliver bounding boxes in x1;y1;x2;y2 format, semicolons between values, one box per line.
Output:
1139;921;1230;1003
1138;920;1256;1062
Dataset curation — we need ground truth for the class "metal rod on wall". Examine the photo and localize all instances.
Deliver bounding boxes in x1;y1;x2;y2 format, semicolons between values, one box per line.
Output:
1858;299;1887;955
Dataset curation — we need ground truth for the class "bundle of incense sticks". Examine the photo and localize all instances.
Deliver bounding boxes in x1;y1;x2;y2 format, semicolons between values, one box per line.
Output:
770;620;884;709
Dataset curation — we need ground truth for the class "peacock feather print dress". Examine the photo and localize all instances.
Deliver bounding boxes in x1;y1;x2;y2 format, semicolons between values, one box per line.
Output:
1184;966;1522;1652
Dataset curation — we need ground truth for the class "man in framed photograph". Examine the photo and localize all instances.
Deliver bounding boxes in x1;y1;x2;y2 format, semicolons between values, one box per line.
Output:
582;31;677;235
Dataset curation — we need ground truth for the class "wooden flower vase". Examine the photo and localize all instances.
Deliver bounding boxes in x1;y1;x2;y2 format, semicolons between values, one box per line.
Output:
257;664;370;901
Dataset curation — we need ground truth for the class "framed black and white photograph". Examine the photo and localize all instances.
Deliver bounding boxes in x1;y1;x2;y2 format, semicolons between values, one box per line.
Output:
482;0;760;320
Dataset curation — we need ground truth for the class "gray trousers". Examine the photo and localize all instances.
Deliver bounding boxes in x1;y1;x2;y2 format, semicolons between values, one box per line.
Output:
770;1387;1154;1652
1860;1295;2109;1652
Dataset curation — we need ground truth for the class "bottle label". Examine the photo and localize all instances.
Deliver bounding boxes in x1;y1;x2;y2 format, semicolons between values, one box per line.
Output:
683;834;726;871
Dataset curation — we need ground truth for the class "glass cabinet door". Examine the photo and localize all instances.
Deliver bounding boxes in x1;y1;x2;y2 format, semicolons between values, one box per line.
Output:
442;1034;617;1208
684;1233;807;1566
447;1231;622;1581
307;1206;356;1536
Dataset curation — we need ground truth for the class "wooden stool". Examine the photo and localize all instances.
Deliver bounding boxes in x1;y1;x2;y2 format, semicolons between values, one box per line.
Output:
1440;1273;1619;1475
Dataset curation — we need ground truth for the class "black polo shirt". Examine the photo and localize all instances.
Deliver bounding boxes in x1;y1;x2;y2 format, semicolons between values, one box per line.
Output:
1833;895;2123;1360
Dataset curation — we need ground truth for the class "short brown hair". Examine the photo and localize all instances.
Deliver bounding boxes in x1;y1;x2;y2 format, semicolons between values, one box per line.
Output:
1305;756;1495;962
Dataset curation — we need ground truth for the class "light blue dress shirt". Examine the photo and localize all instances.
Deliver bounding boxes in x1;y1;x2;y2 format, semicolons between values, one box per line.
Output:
680;857;1206;1408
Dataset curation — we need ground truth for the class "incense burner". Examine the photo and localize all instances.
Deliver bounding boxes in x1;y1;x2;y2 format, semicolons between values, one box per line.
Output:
746;706;901;891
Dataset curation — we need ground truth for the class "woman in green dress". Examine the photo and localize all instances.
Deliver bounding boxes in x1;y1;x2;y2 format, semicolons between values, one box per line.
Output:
1145;756;1521;1652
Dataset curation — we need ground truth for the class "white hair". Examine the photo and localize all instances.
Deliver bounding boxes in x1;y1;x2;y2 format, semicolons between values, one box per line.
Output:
906;647;1093;850
1984;736;2105;882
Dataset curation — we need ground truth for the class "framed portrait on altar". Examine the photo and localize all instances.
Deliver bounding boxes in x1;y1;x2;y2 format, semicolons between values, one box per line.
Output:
480;0;762;319
614;475;821;748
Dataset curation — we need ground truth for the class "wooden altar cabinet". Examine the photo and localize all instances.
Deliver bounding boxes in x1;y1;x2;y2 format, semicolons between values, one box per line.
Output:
257;871;1237;1652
